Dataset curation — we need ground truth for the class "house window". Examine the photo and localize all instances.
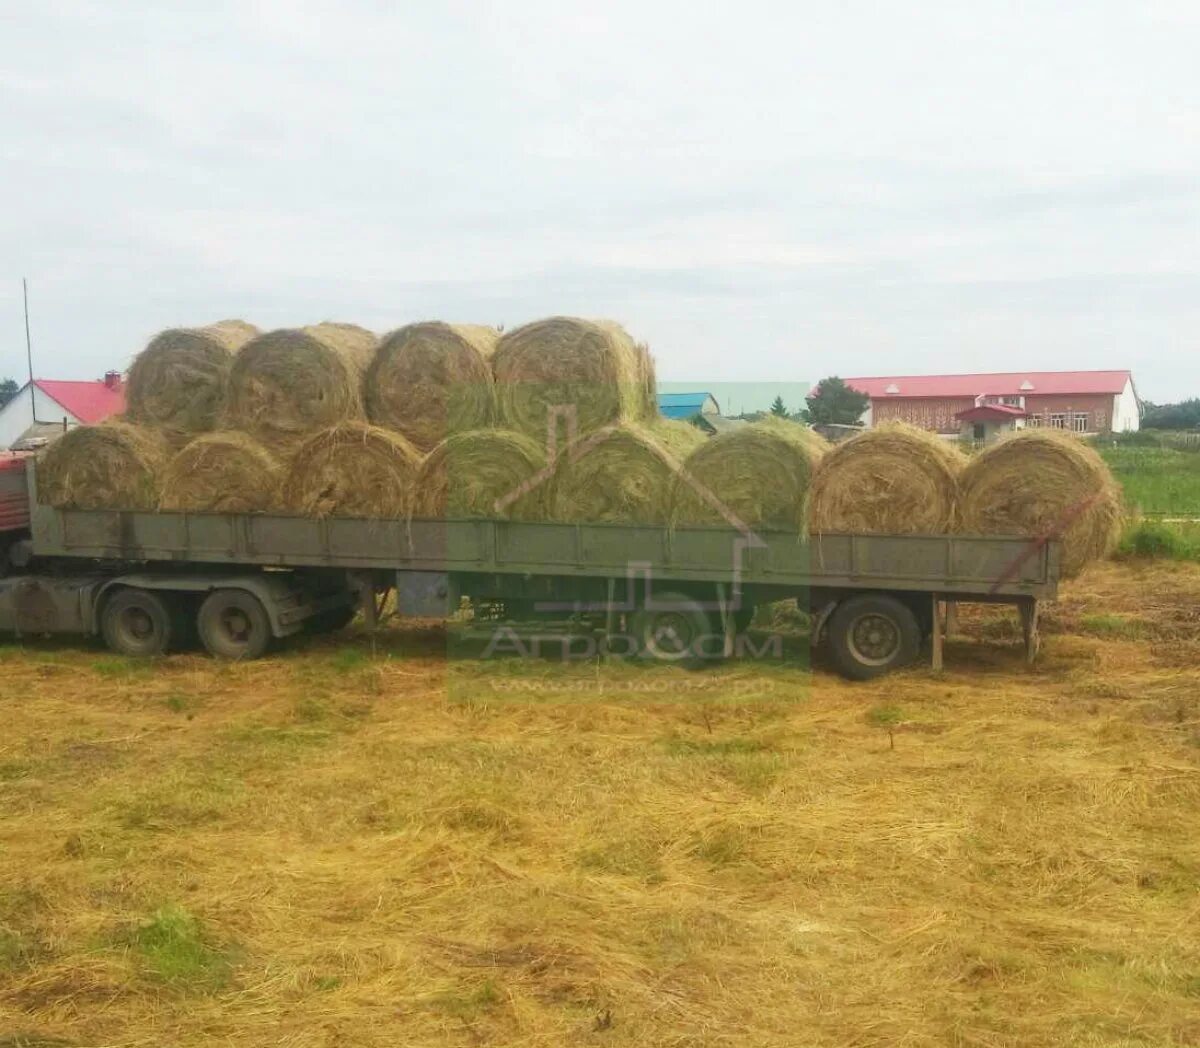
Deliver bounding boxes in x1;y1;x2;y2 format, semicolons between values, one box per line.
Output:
1027;415;1042;428
1071;413;1089;433
1048;413;1067;429
1001;395;1023;406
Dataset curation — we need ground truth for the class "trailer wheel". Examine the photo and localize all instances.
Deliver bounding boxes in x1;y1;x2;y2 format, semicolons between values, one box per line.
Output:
628;591;717;669
197;589;272;660
101;588;175;657
826;594;920;681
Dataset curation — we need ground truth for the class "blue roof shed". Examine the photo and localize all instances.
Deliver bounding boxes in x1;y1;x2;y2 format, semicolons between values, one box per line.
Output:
657;392;720;419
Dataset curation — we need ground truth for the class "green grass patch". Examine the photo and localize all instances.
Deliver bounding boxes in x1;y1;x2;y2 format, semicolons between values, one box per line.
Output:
0;929;31;970
114;773;241;832
122;905;232;991
1098;446;1200;516
578;838;664;883
90;656;157;679
1079;614;1146;640
1117;520;1200;562
661;735;774;757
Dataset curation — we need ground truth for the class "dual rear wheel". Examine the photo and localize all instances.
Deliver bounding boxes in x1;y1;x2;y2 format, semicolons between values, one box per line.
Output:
100;587;273;660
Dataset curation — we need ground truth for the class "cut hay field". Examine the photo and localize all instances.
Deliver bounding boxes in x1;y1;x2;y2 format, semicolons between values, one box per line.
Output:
2;563;1199;1047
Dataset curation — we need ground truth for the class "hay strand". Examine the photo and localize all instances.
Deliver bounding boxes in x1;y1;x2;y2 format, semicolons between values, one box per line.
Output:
549;420;705;525
125;319;258;436
668;416;827;531
412;429;548;520
159;432;284;514
808;422;967;535
224;322;376;446
280;423;419;519
959;428;1123;578
364;322;498;451
36;422;171;511
492;317;648;439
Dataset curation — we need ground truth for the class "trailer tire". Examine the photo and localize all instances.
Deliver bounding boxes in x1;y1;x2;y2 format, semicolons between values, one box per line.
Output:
197;589;272;660
628;591;718;670
101;588;176;657
826;594;921;681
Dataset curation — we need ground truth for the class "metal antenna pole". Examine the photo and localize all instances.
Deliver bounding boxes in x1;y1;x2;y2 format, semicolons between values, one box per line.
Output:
23;278;37;420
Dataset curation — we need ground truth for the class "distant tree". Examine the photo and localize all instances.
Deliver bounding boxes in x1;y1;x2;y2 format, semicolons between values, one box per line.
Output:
805;376;869;426
769;395;788;417
1142;399;1200;430
0;378;18;408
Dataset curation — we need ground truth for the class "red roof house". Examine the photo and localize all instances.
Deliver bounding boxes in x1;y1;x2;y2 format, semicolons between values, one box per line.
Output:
0;372;126;450
838;370;1140;436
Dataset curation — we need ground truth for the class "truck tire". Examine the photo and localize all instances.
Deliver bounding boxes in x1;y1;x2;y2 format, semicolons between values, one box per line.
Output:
101;588;176;657
826;593;921;681
197;589;272;660
628;590;718;669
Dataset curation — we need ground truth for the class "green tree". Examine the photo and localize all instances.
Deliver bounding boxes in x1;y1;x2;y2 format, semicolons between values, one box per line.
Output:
1143;399;1200;430
805;376;869;426
769;395;788;417
0;378;18;408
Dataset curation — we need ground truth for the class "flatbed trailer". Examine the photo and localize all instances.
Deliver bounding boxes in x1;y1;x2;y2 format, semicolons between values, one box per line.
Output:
0;461;1059;679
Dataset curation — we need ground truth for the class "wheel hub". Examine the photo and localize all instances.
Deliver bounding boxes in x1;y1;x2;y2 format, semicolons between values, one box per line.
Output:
848;612;901;666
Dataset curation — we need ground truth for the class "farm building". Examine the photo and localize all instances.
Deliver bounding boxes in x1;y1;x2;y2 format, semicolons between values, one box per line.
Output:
0;373;126;450
841;370;1140;439
657;391;720;420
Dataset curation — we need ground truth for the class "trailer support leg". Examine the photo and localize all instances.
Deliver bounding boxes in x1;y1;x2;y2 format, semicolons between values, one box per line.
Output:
931;595;945;673
604;577;616;661
1019;598;1040;664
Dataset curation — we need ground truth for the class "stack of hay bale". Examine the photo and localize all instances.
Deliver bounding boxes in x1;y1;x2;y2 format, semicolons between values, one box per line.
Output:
36;314;1123;578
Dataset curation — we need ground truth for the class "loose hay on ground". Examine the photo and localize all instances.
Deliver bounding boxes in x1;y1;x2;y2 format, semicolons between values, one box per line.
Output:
960;428;1123;578
125;320;259;438
159;432;285;514
364;322;498;452
549;420;705;525
808;422;967;535
224;323;377;447
280;423;419;519
36;422;171;511
492;317;649;439
412;429;548;520
669;417;827;531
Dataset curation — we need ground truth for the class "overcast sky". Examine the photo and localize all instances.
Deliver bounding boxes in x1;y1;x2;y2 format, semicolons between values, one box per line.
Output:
1;1;1197;402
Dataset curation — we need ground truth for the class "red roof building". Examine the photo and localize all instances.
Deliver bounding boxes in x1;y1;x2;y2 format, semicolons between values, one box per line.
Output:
0;372;126;450
839;370;1140;436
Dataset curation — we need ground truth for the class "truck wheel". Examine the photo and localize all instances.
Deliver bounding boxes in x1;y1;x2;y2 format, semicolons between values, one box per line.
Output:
101;588;175;657
628;591;718;669
197;589;272;660
826;594;921;681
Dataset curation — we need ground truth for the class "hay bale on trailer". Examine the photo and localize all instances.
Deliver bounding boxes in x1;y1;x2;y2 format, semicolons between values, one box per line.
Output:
411;429;547;520
125;320;259;440
807;422;967;535
492;317;648;439
958;428;1122;578
668;416;827;531
223;323;376;448
280;423;420;519
37;421;171;511
548;420;705;525
364;322;498;451
159;431;284;514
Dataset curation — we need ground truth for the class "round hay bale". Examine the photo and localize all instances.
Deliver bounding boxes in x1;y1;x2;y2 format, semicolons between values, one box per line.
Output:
224;322;377;445
807;422;967;535
412;429;548;520
280;423;419;519
159;432;284;514
125;319;259;436
37;422;170;511
634;341;660;420
668;416;827;531
959;428;1123;578
492;317;648;439
549;420;705;525
364;322;498;451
